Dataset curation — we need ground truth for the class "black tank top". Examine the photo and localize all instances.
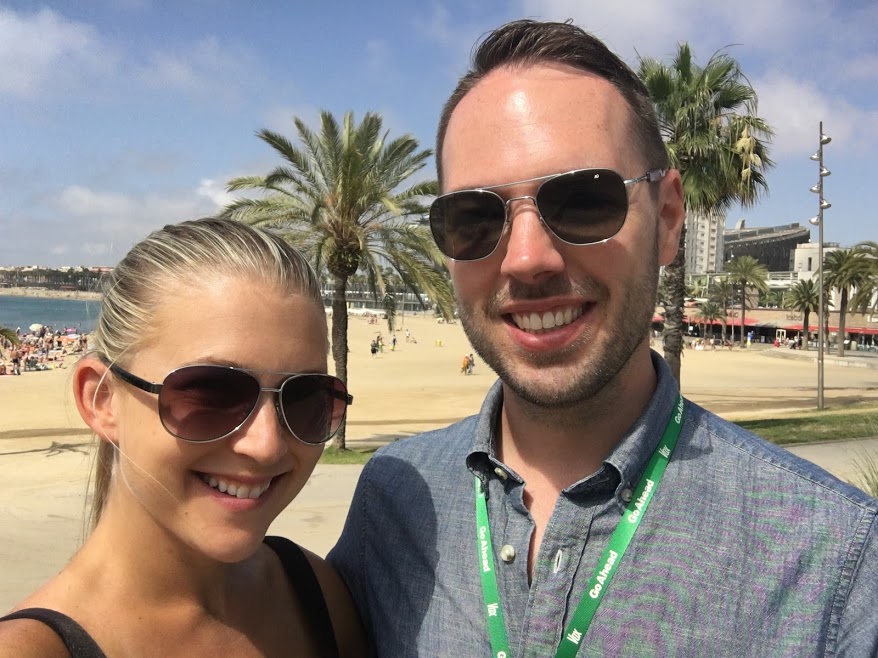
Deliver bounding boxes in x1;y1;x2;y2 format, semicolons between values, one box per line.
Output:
0;537;339;657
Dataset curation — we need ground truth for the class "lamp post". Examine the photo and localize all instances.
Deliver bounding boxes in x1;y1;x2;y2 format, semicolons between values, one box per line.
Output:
808;122;831;410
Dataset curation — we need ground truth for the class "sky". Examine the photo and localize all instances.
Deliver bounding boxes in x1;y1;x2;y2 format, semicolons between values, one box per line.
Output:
1;0;876;267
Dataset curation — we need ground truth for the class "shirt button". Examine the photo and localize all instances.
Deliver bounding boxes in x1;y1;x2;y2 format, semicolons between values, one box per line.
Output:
500;545;516;563
620;488;634;503
494;467;508;480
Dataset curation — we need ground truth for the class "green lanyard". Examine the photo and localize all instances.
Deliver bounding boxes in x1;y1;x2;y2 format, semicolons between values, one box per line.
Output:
475;394;685;658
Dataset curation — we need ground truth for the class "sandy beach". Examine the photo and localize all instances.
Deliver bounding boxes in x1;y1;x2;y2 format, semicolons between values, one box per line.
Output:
2;313;877;610
0;287;102;301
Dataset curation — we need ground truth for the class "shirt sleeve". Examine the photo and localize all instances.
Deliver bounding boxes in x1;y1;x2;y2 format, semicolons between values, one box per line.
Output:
834;510;878;657
327;459;376;639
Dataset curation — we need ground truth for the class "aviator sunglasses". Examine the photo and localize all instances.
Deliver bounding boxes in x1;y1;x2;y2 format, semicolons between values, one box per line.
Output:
108;363;353;445
429;168;666;261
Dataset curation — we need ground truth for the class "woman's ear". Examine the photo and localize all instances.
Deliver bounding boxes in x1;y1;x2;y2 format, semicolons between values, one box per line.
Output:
73;357;119;445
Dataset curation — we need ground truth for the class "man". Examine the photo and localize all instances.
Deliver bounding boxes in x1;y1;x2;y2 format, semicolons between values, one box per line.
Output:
330;20;877;657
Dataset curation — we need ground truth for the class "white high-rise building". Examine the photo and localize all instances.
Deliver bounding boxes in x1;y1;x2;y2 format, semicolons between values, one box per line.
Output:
685;210;725;275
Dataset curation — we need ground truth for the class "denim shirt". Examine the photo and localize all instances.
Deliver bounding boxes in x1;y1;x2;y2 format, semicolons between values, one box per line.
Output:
329;354;878;657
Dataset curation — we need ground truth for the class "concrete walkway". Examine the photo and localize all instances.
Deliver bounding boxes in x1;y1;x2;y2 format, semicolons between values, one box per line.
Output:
763;347;878;369
785;437;878;484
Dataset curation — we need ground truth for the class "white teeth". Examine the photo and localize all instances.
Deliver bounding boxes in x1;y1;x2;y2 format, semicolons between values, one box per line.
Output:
200;474;271;500
511;306;585;334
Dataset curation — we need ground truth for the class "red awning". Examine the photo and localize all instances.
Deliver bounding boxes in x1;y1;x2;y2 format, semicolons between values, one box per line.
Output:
782;324;878;335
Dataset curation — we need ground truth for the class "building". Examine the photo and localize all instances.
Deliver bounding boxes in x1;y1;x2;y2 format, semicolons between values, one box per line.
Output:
723;221;811;271
684;210;725;276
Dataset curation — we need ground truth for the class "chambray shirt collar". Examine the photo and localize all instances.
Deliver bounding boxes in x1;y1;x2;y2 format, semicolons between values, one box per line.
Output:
465;351;681;502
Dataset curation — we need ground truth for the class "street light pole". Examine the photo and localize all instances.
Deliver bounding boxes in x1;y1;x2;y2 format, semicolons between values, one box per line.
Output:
808;122;831;410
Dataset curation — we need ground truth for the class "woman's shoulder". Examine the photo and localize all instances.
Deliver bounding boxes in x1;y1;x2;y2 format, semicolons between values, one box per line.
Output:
300;547;370;658
0;610;83;658
264;537;369;658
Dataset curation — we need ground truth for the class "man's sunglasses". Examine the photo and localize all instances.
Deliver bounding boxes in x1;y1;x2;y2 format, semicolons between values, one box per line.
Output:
429;168;666;261
108;363;353;445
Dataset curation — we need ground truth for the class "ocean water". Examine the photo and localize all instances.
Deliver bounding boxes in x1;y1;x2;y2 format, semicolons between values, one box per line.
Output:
0;295;101;334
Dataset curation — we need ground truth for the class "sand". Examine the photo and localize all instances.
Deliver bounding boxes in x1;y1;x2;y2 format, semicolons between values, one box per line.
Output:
2;313;877;610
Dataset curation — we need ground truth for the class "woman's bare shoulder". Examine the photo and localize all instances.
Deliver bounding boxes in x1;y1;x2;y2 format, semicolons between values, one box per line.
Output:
0;614;71;658
300;548;371;658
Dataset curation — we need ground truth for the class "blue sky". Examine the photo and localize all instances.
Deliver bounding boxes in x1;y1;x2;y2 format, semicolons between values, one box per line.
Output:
2;0;876;267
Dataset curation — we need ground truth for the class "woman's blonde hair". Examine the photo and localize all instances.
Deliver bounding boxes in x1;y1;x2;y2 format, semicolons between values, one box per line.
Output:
85;217;324;530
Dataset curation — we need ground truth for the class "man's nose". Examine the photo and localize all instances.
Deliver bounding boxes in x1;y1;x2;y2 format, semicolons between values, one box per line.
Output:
499;197;566;283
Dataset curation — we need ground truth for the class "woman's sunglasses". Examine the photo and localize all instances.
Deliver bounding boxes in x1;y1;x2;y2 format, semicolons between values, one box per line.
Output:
429;168;666;261
108;363;353;445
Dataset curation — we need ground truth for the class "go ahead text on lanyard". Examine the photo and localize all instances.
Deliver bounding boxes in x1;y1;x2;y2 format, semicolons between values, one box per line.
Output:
475;394;686;658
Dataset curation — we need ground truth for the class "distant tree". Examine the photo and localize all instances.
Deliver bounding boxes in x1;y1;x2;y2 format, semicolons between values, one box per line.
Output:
761;289;783;309
383;292;397;334
823;249;873;356
850;241;878;315
784;279;819;351
726;256;769;346
695;301;723;339
710;276;737;343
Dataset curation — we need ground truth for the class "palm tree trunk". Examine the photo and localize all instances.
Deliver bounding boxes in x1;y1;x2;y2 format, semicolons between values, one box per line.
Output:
330;273;350;450
739;285;747;347
837;289;848;357
662;227;686;385
802;309;810;351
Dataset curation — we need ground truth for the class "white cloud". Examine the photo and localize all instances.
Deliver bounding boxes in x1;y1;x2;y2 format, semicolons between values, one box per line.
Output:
755;73;878;157
365;39;391;71
135;36;260;102
48;183;222;263
0;6;118;99
196;178;236;208
516;0;830;60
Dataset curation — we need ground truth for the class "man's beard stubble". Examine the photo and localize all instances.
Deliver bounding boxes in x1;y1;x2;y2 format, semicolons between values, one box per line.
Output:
456;242;660;413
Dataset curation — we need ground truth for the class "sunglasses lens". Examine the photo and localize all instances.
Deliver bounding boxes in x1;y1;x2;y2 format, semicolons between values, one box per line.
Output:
280;375;349;444
538;169;628;245
160;366;259;442
430;190;506;261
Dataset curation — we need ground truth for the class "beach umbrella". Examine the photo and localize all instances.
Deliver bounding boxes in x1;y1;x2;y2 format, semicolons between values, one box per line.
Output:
29;323;43;332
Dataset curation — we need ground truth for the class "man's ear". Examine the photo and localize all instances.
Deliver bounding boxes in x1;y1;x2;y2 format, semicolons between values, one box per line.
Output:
73;357;119;445
656;169;686;267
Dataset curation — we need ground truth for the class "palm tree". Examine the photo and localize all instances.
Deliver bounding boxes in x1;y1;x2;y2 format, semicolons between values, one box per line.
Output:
222;110;455;449
710;276;736;344
639;44;774;382
823;249;873;356
695;301;722;340
725;256;769;347
850;241;878;316
784;279;819;350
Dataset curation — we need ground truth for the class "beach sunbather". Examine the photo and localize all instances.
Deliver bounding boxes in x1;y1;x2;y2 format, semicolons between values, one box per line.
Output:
0;218;366;657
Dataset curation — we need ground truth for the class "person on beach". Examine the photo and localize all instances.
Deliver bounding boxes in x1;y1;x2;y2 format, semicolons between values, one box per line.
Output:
0;218;366;657
329;19;878;657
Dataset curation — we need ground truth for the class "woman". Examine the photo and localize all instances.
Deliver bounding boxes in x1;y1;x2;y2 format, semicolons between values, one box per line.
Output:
0;218;366;657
